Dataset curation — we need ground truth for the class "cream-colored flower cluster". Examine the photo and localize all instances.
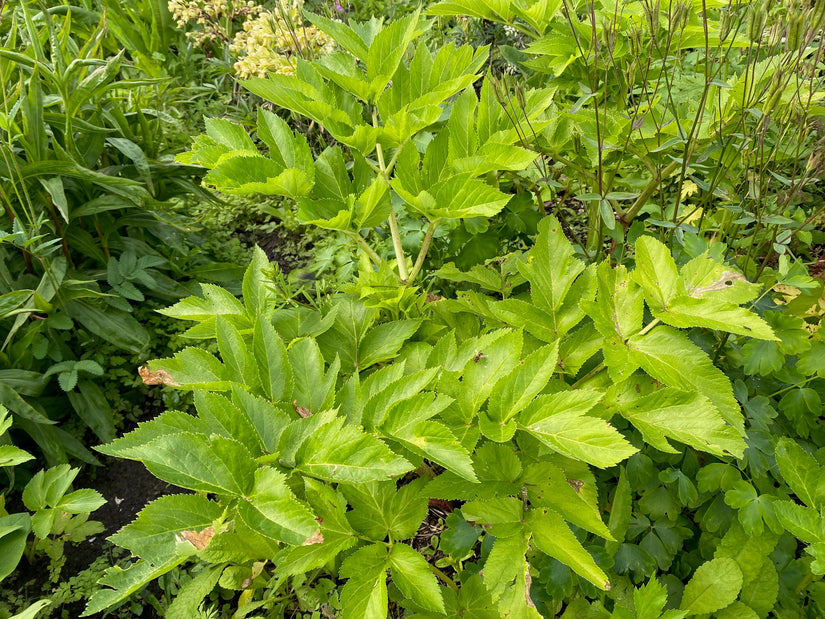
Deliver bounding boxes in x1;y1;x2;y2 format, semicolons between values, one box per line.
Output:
229;2;335;78
168;0;263;47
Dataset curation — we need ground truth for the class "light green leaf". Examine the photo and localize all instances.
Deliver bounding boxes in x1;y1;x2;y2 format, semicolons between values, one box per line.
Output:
524;462;612;540
82;557;186;616
0;513;30;583
519;391;637;468
616;388;745;458
195;390;264;456
773;500;825;543
237;467;321;546
487;341;559;423
294;417;412;483
774;438;825;509
109;495;223;562
680;557;743;615
204;117;255;151
339;543;389;619
518;216;585;328
358;320;421;369
528;507;611;590
651;296;776;340
254;318;293;402
627;326;743;434
165;565;223;619
389;543;445;613
138;433;256;496
0;445;34;467
632;236;679;312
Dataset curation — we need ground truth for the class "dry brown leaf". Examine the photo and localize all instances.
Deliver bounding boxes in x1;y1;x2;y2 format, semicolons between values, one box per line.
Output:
293;400;312;418
176;525;215;550
138;366;180;387
567;479;584;493
303;530;324;546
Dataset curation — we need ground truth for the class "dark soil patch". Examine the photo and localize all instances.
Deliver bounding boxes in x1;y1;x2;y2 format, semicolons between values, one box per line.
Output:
66;458;184;578
236;226;313;274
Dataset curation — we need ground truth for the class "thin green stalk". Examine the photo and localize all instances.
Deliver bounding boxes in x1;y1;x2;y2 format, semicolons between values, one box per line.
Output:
623;160;680;224
429;563;459;592
407;219;440;283
346;231;382;266
373;108;409;283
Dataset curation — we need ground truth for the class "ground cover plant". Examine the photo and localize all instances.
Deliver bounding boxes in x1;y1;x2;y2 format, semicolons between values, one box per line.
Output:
77;6;825;617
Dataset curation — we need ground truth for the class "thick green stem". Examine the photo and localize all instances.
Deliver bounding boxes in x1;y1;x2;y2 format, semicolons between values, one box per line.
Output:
387;212;409;282
407;219;440;284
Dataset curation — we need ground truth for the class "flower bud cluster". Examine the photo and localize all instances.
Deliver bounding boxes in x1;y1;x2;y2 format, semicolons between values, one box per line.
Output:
229;2;335;78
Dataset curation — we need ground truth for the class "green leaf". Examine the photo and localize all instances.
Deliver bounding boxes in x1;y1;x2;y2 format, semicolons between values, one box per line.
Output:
389;544;445;612
487;342;559;423
236;467;321;546
65;300;149;354
523;462;612;540
254;318;293;402
194;390;264;457
289;337;339;414
633;236;679;312
294;416;412;483
204;117;256;151
344;478;428;541
204;155;313;198
165;564;223;619
67;381;116;444
0;445;34;467
366;10;421;99
651;296;776;340
109;495;223;563
82;557;186;616
519;391;637;468
303;12;369;62
679;557;743;615
528;507;611;590
137;433;256;496
627;326;743;434
358;320;421;369
615;387;745;458
0;513;30;582
738;557;779;616
715;601;759;619
339;543;389;619
773;500;825;543
216;316;257;389
774;437;825;509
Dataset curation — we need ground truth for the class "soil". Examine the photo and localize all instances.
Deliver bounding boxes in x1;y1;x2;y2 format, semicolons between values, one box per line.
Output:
236;226;313;274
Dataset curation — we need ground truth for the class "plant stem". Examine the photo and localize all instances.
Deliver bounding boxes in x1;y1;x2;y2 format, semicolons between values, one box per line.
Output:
638;317;661;337
623;160;681;224
407;219;440;283
428;563;459;592
571;362;605;389
346;231;382;266
373;108;409;283
387;213;409;282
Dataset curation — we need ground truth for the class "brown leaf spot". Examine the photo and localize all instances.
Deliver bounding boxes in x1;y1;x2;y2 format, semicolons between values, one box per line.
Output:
138;366;180;387
292;400;312;418
525;570;536;608
425;293;443;303
303;530;324;546
176;525;215;550
689;271;745;298
567;479;584;493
